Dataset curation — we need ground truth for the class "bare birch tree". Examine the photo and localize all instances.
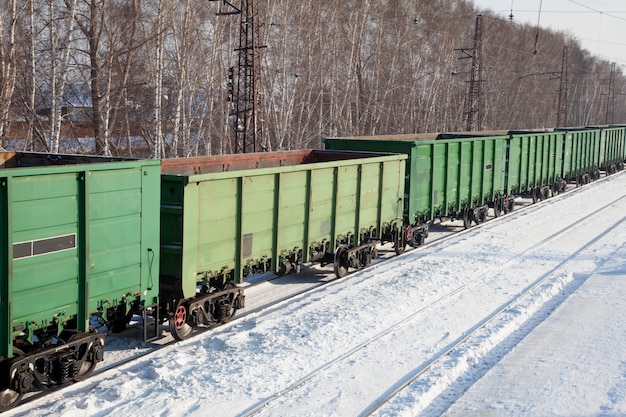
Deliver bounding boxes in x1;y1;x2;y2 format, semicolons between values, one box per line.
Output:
0;0;25;148
0;0;625;155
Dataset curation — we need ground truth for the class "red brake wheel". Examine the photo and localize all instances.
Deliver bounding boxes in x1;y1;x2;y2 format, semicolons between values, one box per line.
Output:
170;302;193;341
174;305;187;329
403;225;413;243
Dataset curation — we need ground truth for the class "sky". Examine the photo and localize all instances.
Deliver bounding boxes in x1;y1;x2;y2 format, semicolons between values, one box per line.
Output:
472;0;626;67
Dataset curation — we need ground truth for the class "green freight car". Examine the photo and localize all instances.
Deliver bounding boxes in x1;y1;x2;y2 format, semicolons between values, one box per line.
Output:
556;127;601;186
0;152;160;411
557;125;626;185
324;134;509;246
580;126;626;174
505;130;565;201
159;150;406;340
593;126;625;174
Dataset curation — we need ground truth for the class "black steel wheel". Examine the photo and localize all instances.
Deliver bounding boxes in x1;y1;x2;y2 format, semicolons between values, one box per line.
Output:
493;198;502;218
333;245;350;278
218;283;239;324
276;260;290;276
475;209;486;224
0;348;25;413
0;388;21;413
532;188;539;204
505;195;515;213
170;300;193;341
71;332;104;382
551;183;559;196
462;208;472;229
73;356;97;382
393;226;407;255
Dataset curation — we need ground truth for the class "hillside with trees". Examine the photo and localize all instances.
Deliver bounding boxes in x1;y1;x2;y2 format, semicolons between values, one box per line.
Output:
0;0;623;156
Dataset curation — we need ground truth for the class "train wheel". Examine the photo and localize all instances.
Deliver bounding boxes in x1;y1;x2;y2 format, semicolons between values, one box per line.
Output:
393;226;406;255
218;283;238;323
505;195;515;213
71;332;104;382
333;245;350;278
551;183;559;196
475;207;487;224
462;208;472;229
276;260;292;276
0;388;21;413
0;348;25;413
170;301;193;341
493;199;502;218
73;357;97;382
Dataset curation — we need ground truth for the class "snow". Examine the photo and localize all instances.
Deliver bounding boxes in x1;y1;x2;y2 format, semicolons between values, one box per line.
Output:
445;272;626;416
5;172;626;417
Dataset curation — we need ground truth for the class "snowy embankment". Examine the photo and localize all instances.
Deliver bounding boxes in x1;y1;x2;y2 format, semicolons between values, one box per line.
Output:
7;172;626;417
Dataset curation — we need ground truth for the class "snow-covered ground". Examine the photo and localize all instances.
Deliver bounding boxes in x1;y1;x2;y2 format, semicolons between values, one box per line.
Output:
5;172;626;417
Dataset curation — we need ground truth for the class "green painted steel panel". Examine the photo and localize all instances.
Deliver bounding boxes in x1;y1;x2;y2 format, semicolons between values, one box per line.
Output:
558;128;600;180
0;152;160;358
11;173;80;329
160;150;406;299
597;126;625;168
506;131;564;193
308;167;335;256
0;176;11;357
324;135;507;224
323;138;417;221
276;171;308;253
613;125;626;164
561;125;626;180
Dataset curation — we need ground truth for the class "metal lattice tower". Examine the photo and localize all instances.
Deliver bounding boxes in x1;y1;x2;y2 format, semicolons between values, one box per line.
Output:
606;62;616;125
455;15;484;131
212;0;264;153
556;46;569;127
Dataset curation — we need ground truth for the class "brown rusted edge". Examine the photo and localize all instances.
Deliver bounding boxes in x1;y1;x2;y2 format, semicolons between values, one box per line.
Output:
160;149;387;176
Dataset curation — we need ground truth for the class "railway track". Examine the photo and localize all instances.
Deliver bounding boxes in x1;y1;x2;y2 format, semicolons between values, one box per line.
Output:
8;174;620;415
363;197;626;416
2;210;466;412
235;179;626;416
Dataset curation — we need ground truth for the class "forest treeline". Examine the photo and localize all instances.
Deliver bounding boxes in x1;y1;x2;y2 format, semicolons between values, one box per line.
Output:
0;0;623;157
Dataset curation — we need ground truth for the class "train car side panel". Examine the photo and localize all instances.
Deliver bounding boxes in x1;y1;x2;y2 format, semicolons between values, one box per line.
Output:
160;150;407;301
598;126;625;172
88;167;159;319
0;153;161;360
11;172;80;335
307;167;335;262
506;131;564;196
324;135;508;226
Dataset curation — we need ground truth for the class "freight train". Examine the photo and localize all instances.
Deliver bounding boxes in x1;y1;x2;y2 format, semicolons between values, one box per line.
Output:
1;125;625;411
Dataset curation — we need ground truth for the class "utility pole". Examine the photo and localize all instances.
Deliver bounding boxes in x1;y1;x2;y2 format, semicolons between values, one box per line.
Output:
606;62;616;125
556;46;569;127
212;0;265;153
455;14;484;131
